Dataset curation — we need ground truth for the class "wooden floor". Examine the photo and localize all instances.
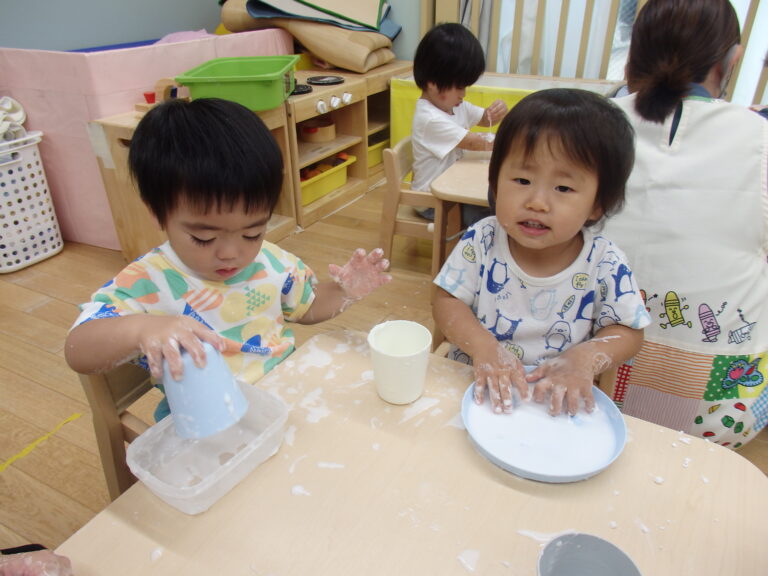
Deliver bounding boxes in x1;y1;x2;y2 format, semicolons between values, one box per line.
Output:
1;183;766;550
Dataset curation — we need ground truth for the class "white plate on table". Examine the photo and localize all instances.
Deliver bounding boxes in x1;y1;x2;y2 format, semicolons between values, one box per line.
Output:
461;383;626;483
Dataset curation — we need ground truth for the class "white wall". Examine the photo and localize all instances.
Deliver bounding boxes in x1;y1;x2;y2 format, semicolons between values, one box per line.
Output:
0;0;228;50
387;0;420;61
0;0;421;58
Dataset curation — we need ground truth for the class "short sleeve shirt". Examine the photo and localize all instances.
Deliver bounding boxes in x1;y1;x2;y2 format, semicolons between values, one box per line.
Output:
434;217;651;365
73;240;316;385
410;98;485;192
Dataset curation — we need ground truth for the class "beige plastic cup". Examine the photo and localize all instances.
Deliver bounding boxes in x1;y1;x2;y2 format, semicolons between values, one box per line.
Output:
368;320;432;404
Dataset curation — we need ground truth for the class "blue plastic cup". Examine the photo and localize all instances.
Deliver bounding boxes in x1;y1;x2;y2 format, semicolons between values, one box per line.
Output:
162;342;249;439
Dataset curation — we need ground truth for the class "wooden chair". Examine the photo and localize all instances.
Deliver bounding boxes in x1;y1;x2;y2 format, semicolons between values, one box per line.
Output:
379;136;462;350
79;363;154;500
379;136;461;280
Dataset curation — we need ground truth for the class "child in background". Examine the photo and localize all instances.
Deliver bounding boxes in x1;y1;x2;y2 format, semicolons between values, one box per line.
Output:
433;89;650;416
65;98;391;420
411;23;507;225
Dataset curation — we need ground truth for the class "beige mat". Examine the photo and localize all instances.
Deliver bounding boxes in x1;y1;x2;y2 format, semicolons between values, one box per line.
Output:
221;0;394;73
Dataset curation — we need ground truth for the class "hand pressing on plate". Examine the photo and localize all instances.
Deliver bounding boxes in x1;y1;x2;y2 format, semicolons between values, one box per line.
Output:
471;342;528;414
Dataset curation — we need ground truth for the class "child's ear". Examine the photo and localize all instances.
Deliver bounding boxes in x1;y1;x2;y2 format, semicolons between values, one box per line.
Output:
587;202;604;225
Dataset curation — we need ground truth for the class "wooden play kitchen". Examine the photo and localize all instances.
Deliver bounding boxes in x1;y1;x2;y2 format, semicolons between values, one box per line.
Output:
89;59;412;262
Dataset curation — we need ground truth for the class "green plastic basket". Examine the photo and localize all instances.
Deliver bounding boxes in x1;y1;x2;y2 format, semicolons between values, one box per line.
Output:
176;55;300;111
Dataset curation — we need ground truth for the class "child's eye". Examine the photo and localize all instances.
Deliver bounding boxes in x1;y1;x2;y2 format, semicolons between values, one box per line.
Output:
190;235;214;246
555;185;574;193
243;234;262;242
513;178;530;185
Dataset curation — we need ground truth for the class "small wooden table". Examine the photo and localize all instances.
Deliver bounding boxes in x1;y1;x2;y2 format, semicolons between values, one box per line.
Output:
429;156;492;279
430;154;491;207
57;331;768;575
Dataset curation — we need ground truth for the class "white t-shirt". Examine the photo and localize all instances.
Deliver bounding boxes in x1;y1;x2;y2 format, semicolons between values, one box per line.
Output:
411;98;484;192
434;217;651;366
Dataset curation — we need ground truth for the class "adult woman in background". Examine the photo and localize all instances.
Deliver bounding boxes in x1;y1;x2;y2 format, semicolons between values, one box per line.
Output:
601;0;768;448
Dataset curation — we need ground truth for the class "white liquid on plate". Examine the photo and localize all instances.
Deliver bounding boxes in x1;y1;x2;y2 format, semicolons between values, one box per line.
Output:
465;392;618;478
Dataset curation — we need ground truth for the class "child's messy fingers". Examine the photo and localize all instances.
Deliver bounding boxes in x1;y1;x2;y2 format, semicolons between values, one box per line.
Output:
498;373;514;413
549;384;567;416
328;263;342;278
161;337;185;381
141;338;165;380
486;377;504;414
352;247;367;263
366;247;385;262
472;377;487;405
531;376;551;404
512;369;529;401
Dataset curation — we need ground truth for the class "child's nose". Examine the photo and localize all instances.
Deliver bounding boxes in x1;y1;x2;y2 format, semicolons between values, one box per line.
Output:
216;239;239;261
525;187;549;212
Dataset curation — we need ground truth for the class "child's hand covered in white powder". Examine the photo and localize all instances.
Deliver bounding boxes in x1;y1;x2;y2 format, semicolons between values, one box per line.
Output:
472;342;527;414
328;248;392;303
527;345;600;416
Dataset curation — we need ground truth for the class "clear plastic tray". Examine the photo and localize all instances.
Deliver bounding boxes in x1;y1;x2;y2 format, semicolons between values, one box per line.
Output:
127;385;287;514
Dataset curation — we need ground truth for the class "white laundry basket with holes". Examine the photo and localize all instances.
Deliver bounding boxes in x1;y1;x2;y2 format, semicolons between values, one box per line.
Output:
0;131;63;273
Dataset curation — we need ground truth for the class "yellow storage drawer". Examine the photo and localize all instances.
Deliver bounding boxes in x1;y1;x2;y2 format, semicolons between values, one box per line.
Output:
367;139;389;168
300;155;356;206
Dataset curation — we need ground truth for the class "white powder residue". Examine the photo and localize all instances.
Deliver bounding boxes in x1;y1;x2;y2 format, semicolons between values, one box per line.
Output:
289;454;307;474
517;529;575;543
609;521;618;529
372;443;381;451
291;485;311;496
430;407;444;417
361;369;374;381
457;549;480;572
333;341;352;354
399;397;441;424
682;457;691;468
151;547;163;562
445;412;465;429
653;476;665;485
317;461;345;469
701;475;710;484
300;388;331;423
635;518;650;534
297;341;333;374
284;425;296;446
323;369;337;381
370;417;383;429
679;436;692;445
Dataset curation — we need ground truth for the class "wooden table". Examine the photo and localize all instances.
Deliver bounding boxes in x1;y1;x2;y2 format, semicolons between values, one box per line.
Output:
430;154;492;207
429;155;491;280
57;331;768;575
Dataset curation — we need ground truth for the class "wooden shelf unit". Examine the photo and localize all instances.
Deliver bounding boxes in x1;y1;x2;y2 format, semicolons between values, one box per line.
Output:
90;60;413;260
89;105;297;263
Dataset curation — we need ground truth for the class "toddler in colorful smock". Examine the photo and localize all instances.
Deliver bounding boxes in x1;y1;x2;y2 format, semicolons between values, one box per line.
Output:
66;98;390;419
